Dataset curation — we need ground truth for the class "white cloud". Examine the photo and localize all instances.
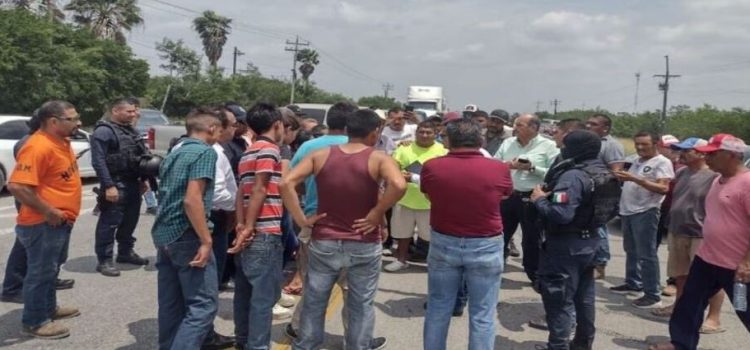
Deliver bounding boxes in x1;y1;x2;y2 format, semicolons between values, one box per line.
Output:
518;11;628;52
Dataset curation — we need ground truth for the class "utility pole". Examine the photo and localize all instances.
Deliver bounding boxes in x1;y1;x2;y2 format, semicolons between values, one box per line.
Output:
232;47;244;76
285;35;310;104
535;100;542;112
633;72;641;114
550;99;561;115
382;83;394;98
654;55;680;132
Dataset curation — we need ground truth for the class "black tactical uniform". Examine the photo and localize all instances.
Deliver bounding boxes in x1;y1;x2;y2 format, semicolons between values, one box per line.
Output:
532;130;611;350
91;120;150;276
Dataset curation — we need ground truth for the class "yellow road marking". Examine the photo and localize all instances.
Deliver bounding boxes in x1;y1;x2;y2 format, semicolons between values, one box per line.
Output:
272;284;344;350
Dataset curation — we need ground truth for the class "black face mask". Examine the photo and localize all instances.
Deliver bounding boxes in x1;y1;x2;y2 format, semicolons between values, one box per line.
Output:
562;130;601;162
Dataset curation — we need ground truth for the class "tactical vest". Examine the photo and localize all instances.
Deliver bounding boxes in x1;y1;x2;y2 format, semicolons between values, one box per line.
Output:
546;161;621;233
95;121;148;180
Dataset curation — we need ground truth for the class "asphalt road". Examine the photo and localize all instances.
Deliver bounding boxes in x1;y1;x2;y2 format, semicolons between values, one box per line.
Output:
0;182;748;349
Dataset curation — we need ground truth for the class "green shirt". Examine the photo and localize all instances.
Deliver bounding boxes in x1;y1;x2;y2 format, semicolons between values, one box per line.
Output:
494;135;559;192
392;142;447;210
152;138;217;247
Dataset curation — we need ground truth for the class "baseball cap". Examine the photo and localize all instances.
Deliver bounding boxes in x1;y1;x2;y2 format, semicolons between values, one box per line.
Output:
441;111;462;125
670;137;708;150
657;134;680;147
225;104;247;124
464;104;478;112
490;109;510;124
694;134;748;153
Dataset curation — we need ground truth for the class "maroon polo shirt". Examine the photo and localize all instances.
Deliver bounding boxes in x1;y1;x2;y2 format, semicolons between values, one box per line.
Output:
420;150;513;238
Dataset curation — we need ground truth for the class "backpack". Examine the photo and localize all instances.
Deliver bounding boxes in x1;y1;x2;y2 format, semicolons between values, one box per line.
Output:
576;164;621;227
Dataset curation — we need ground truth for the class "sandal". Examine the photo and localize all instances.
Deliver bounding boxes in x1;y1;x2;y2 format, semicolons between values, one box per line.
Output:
699;325;726;334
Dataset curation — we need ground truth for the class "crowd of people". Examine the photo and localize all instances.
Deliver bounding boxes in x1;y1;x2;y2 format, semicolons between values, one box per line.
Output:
1;98;749;350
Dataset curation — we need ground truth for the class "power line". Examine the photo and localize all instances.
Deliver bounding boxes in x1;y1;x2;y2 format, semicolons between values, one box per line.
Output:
141;0;386;87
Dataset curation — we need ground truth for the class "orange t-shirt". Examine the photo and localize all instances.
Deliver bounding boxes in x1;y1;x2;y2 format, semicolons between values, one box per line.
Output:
10;131;82;225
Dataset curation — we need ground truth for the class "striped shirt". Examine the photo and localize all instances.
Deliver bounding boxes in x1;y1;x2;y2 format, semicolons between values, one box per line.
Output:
238;137;283;235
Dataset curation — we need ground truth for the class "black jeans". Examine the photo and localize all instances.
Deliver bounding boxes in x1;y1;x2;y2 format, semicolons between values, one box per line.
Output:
94;180;142;262
669;256;750;350
502;191;542;282
538;233;598;350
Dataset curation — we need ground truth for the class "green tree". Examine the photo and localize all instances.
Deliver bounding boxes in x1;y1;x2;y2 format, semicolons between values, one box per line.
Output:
0;9;149;124
192;10;231;68
357;95;401;110
65;0;143;44
155;38;201;77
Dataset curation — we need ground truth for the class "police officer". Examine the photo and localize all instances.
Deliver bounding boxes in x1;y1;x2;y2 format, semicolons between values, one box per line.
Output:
530;130;609;350
91;98;150;277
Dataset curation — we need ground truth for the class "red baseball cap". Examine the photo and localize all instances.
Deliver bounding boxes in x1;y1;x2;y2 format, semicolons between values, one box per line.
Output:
694;133;747;153
441;111;462;125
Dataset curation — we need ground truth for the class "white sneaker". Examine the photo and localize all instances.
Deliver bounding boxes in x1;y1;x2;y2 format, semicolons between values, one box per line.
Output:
278;292;296;308
384;260;409;272
273;304;293;320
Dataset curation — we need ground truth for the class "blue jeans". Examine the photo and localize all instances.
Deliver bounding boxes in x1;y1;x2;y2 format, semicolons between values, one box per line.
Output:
234;234;283;350
16;223;72;328
94;181;142;261
2;237;27;296
294;240;382;350
622;208;661;299
424;231;504;350
593;225;610;266
156;229;218;350
538;233;598;350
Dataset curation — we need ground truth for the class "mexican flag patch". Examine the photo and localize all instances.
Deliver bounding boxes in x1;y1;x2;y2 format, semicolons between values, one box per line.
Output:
552;192;569;203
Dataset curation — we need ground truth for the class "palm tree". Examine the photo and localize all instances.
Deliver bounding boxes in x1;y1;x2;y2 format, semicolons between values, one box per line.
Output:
192;11;232;68
5;1;64;22
65;0;143;44
296;48;320;84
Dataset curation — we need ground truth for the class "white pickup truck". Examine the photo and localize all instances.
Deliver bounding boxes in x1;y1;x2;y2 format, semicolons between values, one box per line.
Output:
146;124;185;157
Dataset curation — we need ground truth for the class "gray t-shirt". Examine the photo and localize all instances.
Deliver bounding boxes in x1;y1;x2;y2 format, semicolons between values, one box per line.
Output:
668;167;718;237
619;154;675;216
599;135;625;166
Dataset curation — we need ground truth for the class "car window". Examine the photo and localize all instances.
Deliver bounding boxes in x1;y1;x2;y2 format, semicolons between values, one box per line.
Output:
0;120;31;140
136;110;169;132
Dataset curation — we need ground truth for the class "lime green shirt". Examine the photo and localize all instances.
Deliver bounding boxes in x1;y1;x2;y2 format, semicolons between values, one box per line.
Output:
392;142;447;210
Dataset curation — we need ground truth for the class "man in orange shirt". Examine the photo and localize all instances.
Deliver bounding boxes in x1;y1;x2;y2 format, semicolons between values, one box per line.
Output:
8;100;83;340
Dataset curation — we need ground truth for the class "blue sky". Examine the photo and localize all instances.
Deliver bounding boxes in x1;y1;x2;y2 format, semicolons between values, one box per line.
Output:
126;0;750;114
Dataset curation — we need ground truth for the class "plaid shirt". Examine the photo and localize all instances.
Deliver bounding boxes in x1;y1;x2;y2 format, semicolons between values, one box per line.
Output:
151;138;216;247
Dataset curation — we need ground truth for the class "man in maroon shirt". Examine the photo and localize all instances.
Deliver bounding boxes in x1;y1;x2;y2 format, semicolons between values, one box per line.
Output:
421;119;513;350
280;109;406;350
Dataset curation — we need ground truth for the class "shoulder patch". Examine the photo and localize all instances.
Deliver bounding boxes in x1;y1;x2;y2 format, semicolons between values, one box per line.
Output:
551;191;569;203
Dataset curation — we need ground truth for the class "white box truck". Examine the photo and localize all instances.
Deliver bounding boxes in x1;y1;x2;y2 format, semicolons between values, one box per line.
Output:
407;86;445;118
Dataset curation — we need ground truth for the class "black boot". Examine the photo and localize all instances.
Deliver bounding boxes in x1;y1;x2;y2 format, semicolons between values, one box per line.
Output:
116;251;149;266
96;260;120;277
